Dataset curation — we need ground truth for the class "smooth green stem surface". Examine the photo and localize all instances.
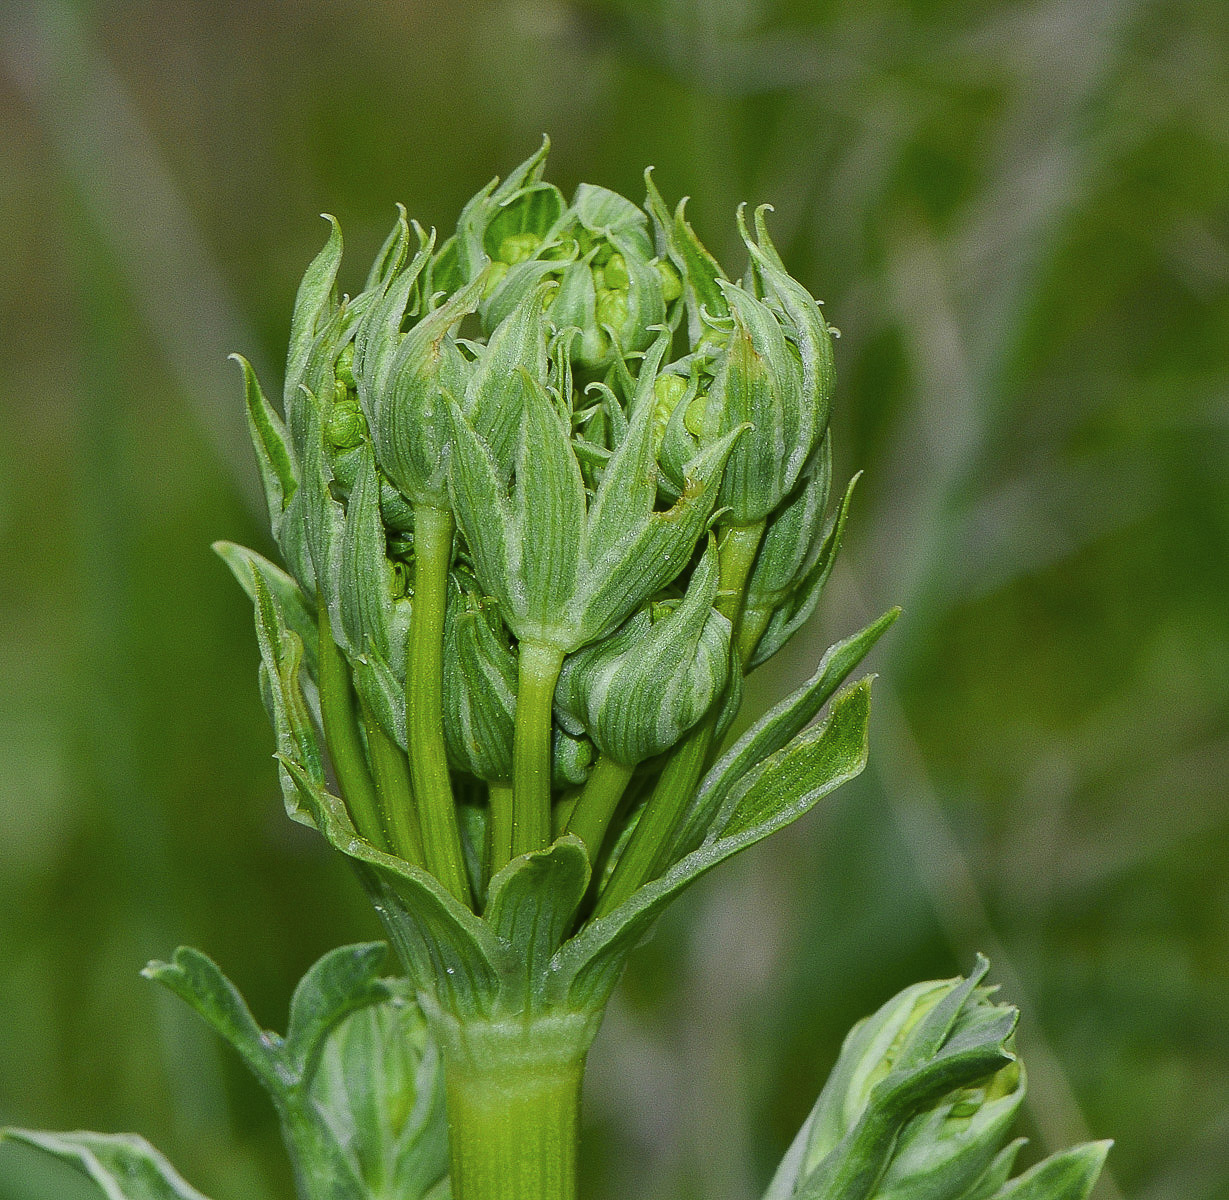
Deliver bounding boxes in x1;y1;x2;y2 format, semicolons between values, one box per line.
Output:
594;520;765;916
432;1011;598;1200
406;504;471;905
359;699;425;867
487;780;514;882
565;754;635;865
509;640;566;865
317;608;389;852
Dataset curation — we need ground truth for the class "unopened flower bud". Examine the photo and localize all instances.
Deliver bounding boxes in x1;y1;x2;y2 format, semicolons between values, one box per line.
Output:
554;541;730;765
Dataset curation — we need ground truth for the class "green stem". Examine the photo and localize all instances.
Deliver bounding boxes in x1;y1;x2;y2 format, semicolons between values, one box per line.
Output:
593;520;765;916
317;608;390;853
358;700;425;867
509;640;566;866
432;1010;599;1200
565;754;635;865
487;780;514;882
406;503;471;905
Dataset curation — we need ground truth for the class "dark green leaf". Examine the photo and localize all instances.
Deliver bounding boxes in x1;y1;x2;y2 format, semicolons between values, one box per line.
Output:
142;948;286;1093
671;610;899;860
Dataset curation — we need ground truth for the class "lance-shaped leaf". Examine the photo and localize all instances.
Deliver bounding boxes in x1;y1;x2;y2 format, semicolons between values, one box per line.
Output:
571;402;744;647
550;678;872;1012
745;442;832;615
338;443;409;670
443;587;518;782
286;216;343;408
483;836;591;1010
745;205;836;442
1;1131;211;1200
354;223;435;408
704;277;807;523
959;1140;1027;1200
668;609;899;863
465;284;549;477
142;946;288;1093
363;203;415;293
367;274;486;507
250;569;323;825
988;1142;1111;1200
214;541;318;676
284;393;346;636
234;352;296;521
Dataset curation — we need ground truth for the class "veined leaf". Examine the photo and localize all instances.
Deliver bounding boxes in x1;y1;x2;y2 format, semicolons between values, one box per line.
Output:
142;947;287;1093
670;610;898;862
552;679;872;1012
1;1130;210;1200
483;837;590;1009
988;1143;1112;1200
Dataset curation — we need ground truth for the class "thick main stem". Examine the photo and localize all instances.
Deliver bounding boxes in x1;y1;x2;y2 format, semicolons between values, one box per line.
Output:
406;503;471;905
432;1011;598;1200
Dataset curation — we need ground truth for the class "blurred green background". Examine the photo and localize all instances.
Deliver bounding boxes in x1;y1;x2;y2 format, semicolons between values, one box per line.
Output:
1;0;1226;1197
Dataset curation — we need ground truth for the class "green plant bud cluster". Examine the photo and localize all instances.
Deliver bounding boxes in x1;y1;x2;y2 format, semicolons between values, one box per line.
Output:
223;139;888;924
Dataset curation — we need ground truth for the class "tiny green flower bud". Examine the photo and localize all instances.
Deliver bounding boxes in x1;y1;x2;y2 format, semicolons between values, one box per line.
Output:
553;727;594;788
655;258;683;303
325;398;367;450
595;287;629;332
602;252;630;290
497;231;542;265
652;373;689;450
335;341;357;389
483;260;510;297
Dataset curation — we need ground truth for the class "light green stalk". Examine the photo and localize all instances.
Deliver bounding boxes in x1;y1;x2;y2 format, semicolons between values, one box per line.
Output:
406;503;471;904
508;641;566;868
564;755;636;865
358;699;425;867
317;609;390;853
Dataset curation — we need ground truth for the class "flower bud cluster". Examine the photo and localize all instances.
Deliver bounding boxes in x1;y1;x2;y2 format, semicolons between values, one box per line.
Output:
226;140;846;911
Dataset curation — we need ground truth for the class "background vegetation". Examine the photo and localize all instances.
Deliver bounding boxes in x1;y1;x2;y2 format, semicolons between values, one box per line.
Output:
1;1;1226;1197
